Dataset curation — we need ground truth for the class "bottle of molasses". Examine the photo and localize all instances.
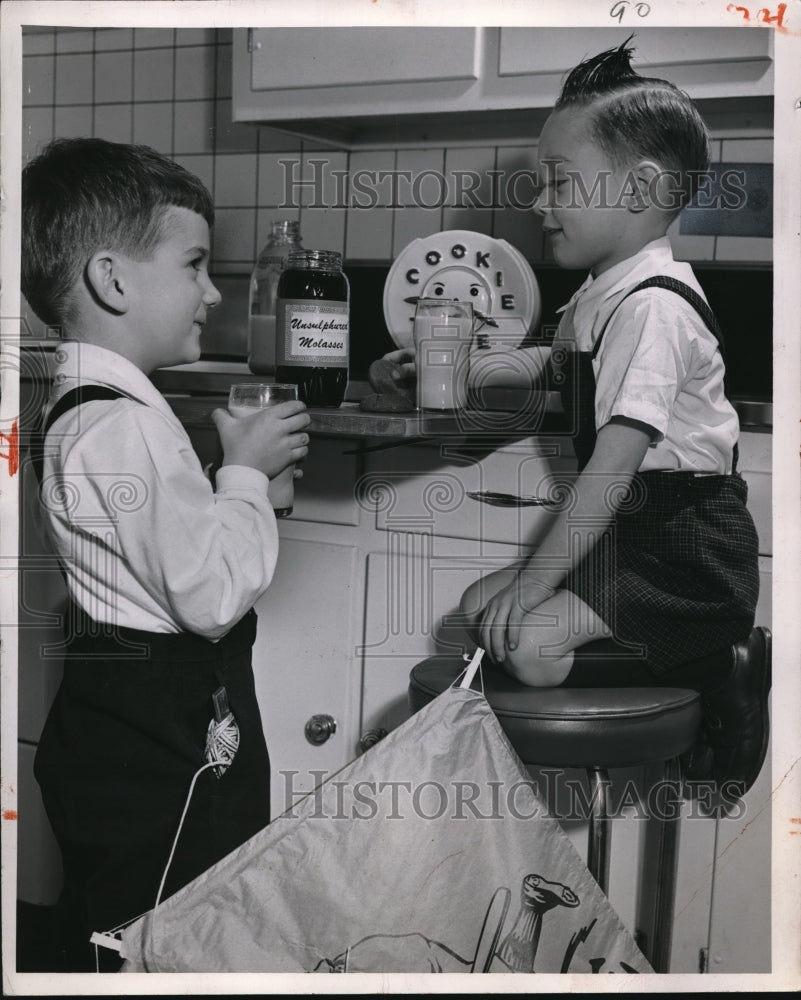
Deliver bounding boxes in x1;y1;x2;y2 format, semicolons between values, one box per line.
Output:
275;249;350;407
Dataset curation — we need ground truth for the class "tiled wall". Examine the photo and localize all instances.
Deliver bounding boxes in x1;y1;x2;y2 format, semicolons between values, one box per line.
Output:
23;26;774;276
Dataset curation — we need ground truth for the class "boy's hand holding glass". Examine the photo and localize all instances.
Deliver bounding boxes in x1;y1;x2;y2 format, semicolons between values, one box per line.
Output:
213;384;310;517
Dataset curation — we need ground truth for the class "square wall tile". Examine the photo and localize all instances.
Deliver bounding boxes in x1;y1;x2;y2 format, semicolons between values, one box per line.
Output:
392;207;443;257
176;28;217;46
346;150;396;260
259;152;301;207
55;29;95;54
23;55;54;106
135;28;174;48
297;151;348;209
134;47;174;103
174;155;215;198
493;204;542;260
495;145;540;207
94;28;134;51
22;31;55;56
444;145;498;213
298;206;347;256
54;105;93;139
214;153;258;207
175;45;217;101
394;149;445;207
441;205;494;235
392;148;445;256
346;208;394;261
214;98;258;153
22;108;54;163
94;51;133;105
93;104;133;144
441;144;497;234
133;102;173;153
174;100;215;154
55;53;93;105
212;208;258;265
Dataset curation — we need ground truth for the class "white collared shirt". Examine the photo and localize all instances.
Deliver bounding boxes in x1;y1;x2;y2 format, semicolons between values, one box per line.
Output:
555;237;739;473
39;342;279;638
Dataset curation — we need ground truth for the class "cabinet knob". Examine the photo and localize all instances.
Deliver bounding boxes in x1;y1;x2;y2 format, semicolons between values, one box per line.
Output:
305;714;337;745
359;728;388;753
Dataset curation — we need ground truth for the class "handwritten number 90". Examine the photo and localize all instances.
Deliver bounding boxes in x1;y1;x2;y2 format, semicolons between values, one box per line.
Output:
610;0;651;22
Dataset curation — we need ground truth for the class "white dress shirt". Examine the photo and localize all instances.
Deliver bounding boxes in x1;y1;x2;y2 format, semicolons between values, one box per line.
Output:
555;237;739;473
40;342;279;639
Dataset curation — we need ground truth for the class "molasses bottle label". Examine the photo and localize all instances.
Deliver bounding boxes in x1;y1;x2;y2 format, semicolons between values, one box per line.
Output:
276;299;349;367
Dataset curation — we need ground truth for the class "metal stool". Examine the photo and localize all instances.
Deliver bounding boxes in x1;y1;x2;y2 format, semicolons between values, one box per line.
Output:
408;626;771;973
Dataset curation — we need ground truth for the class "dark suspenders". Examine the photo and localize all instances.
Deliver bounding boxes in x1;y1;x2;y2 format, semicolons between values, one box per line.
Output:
29;385;125;487
589;275;738;470
592;275;730;382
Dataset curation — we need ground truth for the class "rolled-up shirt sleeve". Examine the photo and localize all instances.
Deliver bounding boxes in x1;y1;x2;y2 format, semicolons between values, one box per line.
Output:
48;401;279;639
593;293;696;444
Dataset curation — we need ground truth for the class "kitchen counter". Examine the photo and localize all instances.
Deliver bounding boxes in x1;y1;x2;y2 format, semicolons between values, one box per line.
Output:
154;359;565;441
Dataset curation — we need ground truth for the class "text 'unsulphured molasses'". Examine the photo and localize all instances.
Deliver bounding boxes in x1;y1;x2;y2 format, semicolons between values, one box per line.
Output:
275;249;349;407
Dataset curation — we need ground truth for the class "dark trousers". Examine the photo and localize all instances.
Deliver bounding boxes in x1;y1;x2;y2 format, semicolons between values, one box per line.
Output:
33;607;270;971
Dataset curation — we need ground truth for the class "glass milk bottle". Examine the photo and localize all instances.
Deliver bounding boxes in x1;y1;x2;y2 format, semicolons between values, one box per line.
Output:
247;220;303;374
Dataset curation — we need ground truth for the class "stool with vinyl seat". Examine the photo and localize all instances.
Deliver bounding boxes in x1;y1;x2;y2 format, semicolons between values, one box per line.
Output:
408;626;771;973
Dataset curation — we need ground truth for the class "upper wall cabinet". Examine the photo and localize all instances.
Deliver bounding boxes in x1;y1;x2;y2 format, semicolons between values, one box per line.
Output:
232;26;774;149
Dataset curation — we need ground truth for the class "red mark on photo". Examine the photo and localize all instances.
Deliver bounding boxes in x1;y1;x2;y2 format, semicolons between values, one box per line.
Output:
0;419;19;477
3;810;18;821
726;3;789;29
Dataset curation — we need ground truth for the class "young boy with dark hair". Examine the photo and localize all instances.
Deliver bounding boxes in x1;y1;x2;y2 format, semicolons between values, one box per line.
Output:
22;138;310;970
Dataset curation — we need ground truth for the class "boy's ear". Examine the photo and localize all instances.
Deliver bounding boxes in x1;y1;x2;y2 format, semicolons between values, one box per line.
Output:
623;160;668;214
85;251;129;314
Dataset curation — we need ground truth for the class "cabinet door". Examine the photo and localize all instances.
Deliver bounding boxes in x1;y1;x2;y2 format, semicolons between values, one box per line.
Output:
495;26;772;100
250;27;479;91
240;27;480;120
251;535;361;818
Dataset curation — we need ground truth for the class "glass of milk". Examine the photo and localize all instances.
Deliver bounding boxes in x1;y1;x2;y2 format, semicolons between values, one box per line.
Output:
227;382;299;517
413;299;474;411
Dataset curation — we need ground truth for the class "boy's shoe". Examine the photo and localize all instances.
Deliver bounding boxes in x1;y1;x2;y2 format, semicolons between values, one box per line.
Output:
700;628;772;800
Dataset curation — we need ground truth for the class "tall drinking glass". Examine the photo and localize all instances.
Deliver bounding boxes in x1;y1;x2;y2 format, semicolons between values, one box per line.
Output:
228;382;299;517
413;298;474;411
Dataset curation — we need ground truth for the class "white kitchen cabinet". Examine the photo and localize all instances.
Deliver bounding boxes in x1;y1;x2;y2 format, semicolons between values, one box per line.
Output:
232;26;773;149
252;533;361;817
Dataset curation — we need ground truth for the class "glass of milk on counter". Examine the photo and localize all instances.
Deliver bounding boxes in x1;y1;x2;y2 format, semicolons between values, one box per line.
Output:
413;298;474;411
228;382;299;517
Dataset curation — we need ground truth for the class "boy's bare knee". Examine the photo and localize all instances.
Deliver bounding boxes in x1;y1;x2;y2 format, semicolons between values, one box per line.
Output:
500;645;573;688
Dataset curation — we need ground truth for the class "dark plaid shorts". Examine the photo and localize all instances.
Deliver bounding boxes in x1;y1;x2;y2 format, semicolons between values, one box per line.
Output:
564;471;760;676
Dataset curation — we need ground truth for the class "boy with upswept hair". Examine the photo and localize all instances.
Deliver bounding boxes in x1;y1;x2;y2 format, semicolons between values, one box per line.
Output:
460;40;768;793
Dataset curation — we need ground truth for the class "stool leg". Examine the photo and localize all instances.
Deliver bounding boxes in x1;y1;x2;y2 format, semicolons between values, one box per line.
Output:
586;767;611;895
648;757;682;973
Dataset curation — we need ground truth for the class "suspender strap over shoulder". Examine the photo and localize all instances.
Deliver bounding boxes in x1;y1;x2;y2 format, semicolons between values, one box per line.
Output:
591;275;727;361
30;385;126;486
590;274;738;471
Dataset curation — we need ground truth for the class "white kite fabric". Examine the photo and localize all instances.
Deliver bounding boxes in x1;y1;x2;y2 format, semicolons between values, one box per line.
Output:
119;686;651;974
